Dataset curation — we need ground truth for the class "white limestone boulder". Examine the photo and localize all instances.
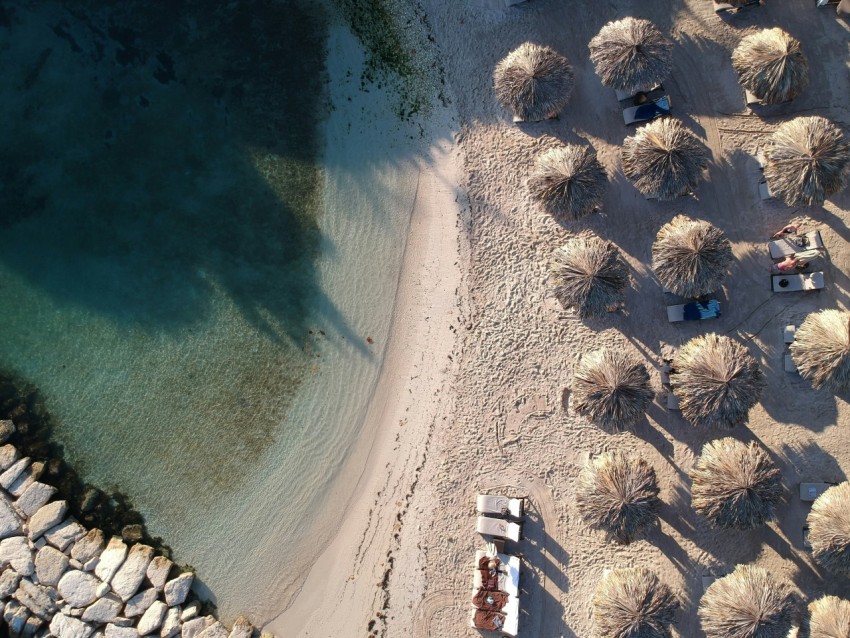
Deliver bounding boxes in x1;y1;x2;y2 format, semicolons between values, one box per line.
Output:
0;493;23;540
227;616;253;638
71;529;105;564
0;444;19;471
34;544;69;587
146;555;173;592
94;537;127;584
0;536;34;576
0;566;22;597
0;457;29;490
15;482;57;518
180;617;207;638
105;624;139;638
124;588;158;617
196;620;228;638
163;572;193;607
180;601;199;622
161;607;182;638
57;570;100;608
50;612;95;638
28;500;68;540
111;543;154;601
82;593;123;624
138;600;168;635
13;577;61;620
4;599;29;636
8;461;41;497
45;519;87;552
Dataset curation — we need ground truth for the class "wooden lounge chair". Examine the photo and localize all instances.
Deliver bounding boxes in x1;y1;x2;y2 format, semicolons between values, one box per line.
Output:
667;299;721;323
800;483;835;502
769;231;824;259
477;516;522;542
772;272;824;292
477;495;524;519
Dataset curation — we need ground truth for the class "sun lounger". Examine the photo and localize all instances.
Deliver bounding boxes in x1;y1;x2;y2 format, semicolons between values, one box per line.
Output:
800;483;834;502
667;299;721;323
784;354;797;373
615;83;663;102
477;495;524;519
474;550;521;598
784;325;796;343
666;393;680;410
477;516;522;542
623;95;671;126
716;0;760;11
469;597;519;637
759;179;773;200
772;272;824;292
769;231;824;259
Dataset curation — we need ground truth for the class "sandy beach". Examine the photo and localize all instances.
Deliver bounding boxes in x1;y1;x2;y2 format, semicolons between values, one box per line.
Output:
267;0;850;637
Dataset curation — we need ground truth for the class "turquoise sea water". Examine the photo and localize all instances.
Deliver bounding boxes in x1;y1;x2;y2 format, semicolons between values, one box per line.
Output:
0;0;422;619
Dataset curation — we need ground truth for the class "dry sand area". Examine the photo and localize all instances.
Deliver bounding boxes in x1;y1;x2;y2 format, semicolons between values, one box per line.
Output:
382;1;850;636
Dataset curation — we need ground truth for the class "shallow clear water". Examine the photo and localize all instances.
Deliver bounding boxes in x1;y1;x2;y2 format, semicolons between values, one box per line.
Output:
0;1;419;619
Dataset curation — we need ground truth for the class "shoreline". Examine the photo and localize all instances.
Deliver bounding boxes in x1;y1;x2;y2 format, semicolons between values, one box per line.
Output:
266;110;463;636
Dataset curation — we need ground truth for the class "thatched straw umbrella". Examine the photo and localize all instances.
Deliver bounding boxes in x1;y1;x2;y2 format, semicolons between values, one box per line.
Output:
592;568;679;637
690;438;782;530
589;18;673;93
529;143;607;221
732;28;809;105
671;334;765;429
576;451;660;543
494;42;574;122
652;215;732;298
622;118;709;200
765;116;850;206
572;349;654;432
699;565;797;638
550;234;628;319
808;482;850;576
790;309;850;392
804;595;850;638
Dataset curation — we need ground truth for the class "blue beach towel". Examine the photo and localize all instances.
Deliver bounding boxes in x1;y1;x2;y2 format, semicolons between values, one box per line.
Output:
682;299;721;321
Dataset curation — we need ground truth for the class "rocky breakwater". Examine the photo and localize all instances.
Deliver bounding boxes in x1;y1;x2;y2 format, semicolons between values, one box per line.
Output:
0;421;269;638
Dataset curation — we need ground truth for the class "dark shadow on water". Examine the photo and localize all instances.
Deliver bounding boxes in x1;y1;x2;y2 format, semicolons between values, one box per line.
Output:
0;0;353;345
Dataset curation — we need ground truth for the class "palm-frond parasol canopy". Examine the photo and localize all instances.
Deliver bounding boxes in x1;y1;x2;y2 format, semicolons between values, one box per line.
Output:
550;234;628;319
592;567;679;637
699;565;797;638
576;451;660;543
589;18;673;93
790;309;850;392
529;143;607;220
671;334;765;429
572;349;654;432
622;118;709;200
808;482;850;576
732;28;809;105
764;116;850;206
494;42;574;122
690;437;782;530
652;215;732;298
805;595;850;638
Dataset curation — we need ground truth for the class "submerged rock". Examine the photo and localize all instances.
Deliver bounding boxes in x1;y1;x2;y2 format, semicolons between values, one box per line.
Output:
120;525;143;543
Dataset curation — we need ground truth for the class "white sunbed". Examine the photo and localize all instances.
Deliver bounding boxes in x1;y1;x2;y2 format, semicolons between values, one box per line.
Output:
784;354;797;373
473;550;521;598
667;299;721;323
759;179;773;200
784;324;796;343
772;272;824;292
623;95;671;126
477;516;522;542
477;495;524;519
800;483;834;502
769;231;824;259
615;83;662;102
